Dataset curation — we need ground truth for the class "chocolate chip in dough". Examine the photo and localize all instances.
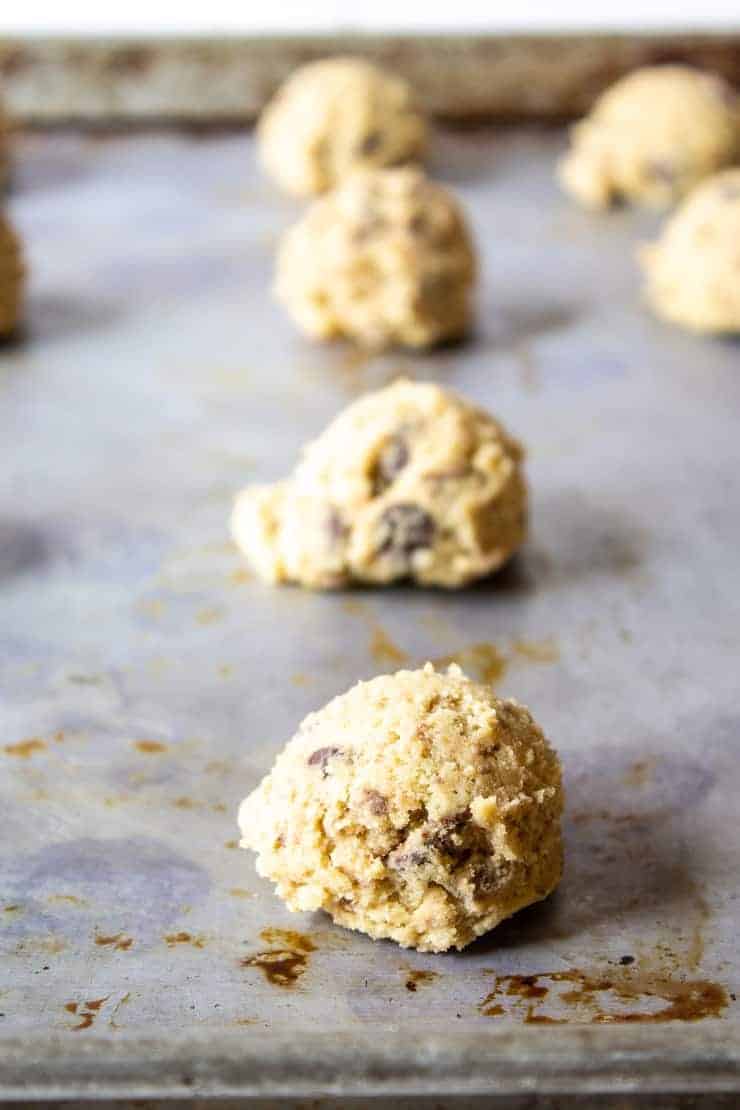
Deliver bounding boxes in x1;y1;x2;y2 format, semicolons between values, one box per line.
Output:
377;503;435;560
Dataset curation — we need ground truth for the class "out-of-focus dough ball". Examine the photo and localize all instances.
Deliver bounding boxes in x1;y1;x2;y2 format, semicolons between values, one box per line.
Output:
0;101;10;189
639;169;740;334
257;57;427;197
274;166;476;349
238;663;563;953
231;378;526;590
559;66;739;210
0;214;24;337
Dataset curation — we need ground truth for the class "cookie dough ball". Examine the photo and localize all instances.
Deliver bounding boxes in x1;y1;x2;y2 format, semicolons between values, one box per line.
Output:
639;169;740;333
239;664;563;953
275;167;476;349
258;57;426;197
231;379;526;590
559;66;739;210
0;215;24;337
0;102;10;189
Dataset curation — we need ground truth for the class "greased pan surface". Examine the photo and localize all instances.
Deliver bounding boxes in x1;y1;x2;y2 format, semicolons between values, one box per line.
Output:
0;127;739;1100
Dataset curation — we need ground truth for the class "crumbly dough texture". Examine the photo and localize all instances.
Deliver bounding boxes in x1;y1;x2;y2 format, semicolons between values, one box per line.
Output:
274;166;476;349
559;66;739;210
231;379;526;590
239;664;563;953
0;215;24;337
258;57;426;197
639;169;740;334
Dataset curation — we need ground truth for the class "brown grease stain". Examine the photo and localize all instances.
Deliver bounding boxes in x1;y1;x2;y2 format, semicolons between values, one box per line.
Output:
205;759;231;774
505;974;549;999
622;758;655;788
229;888;253;899
3;904;20;913
196;606;224;625
65;997;108;1031
95;933;133;951
173;796;198;809
259;928;316;953
164;931;205;948
404;969;438;992
4;738;46;758
343;599;409;668
480;969;729;1024
224;839;239;850
371;626;409;666
433;643;507;685
133;740;168;754
48;894;85;906
511;637;560;664
241;929;316;988
686;890;710;971
230;568;251;586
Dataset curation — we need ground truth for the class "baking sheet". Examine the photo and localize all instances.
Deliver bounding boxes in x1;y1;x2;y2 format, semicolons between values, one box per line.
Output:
1;126;739;1101
2;33;740;124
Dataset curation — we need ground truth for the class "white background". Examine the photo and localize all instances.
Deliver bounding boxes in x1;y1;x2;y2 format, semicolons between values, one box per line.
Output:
1;0;738;34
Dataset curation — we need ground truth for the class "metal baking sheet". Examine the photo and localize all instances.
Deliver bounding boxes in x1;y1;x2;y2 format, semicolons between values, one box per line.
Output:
2;32;740;125
1;126;739;1102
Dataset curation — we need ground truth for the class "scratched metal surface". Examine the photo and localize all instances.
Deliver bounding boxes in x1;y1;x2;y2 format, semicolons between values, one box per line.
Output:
1;127;739;1101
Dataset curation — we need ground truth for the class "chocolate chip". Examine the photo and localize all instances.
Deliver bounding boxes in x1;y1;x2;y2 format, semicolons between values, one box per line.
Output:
389;849;429;869
423;811;471;859
377;504;435;561
372;435;409;495
472;865;498;896
364;789;388;816
359;131;383;156
408;212;428;236
307;746;342;776
619;955;635;966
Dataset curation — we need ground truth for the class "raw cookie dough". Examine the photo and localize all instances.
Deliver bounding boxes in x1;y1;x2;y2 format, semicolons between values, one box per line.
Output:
559;66;739;210
0;102;10;189
639;168;740;333
258;57;426;197
0;215;24;337
238;663;563;953
275;166;476;348
231;378;526;590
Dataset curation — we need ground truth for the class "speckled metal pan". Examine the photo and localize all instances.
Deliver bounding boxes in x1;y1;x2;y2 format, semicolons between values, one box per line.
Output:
0;125;739;1102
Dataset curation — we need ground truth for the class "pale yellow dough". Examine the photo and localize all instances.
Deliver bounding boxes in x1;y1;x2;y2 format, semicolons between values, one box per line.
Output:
258;57;426;197
0;215;24;337
0;102;10;190
275;166;476;349
238;664;563;953
231;379;526;590
639;169;740;334
559;66;739;210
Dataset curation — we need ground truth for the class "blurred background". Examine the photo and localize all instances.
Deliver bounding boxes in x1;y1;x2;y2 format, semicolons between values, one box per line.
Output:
1;0;739;33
